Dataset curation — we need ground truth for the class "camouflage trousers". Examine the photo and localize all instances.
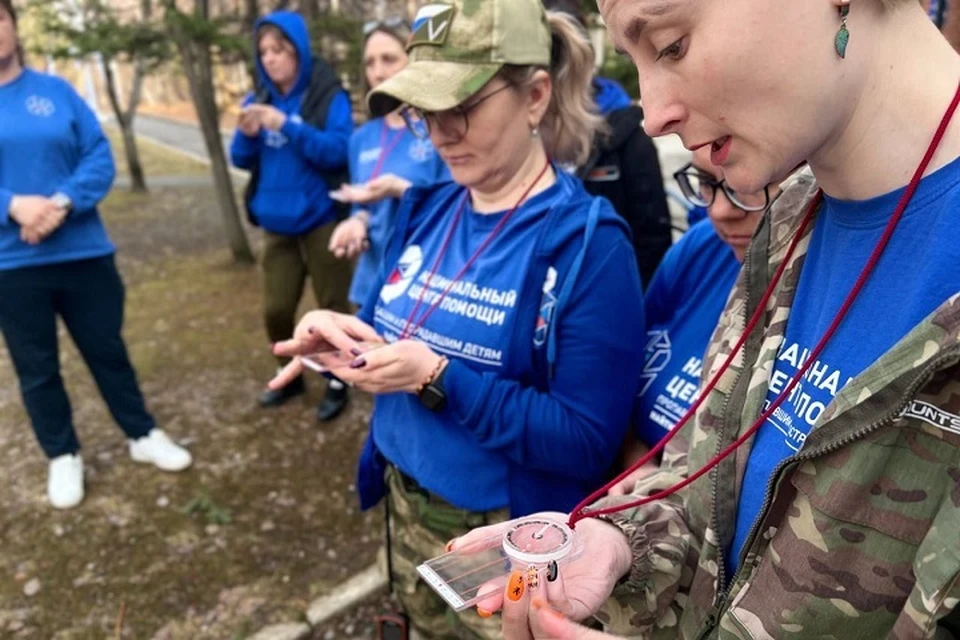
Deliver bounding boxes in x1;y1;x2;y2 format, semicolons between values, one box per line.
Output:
385;466;510;640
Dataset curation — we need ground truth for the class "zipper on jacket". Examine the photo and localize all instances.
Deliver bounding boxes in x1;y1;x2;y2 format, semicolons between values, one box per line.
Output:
708;244;754;604
706;348;960;632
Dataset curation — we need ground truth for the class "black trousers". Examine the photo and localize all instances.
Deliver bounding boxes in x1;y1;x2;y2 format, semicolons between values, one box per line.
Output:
0;255;154;459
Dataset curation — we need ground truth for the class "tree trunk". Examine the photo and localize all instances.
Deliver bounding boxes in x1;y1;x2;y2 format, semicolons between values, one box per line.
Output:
163;0;255;264
120;121;148;193
300;0;317;21
101;55;148;192
244;0;260;86
181;41;255;264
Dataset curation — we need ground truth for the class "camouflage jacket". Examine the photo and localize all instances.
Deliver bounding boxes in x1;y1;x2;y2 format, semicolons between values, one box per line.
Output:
596;170;960;639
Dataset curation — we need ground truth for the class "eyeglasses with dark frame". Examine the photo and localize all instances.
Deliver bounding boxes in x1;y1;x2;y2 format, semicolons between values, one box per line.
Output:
672;162;771;213
399;83;515;142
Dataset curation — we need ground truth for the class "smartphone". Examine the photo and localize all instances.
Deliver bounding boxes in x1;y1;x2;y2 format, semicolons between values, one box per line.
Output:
300;341;383;374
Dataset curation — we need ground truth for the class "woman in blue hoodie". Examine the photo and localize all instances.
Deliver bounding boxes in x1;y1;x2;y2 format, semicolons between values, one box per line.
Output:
0;0;191;510
269;1;645;637
229;11;354;421
327;19;450;310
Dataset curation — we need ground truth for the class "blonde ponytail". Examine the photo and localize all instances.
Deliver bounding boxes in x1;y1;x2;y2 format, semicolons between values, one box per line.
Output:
500;11;605;167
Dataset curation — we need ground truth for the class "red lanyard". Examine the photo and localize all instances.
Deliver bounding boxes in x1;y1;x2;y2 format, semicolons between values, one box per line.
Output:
569;83;960;528
399;161;552;342
370;120;406;180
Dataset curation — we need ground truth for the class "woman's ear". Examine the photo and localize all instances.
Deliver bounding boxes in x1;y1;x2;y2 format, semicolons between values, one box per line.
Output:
526;69;553;129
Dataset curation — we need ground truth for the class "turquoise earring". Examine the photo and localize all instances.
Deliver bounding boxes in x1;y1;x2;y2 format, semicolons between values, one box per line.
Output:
835;4;850;59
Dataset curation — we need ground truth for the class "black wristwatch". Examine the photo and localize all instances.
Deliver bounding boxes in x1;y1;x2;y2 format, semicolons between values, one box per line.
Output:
418;360;449;412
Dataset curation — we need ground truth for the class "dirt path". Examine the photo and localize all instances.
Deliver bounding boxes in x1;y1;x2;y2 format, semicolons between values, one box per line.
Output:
0;142;381;639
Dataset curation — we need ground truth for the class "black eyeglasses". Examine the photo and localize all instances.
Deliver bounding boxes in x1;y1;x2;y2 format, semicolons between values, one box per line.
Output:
399;83;514;142
673;162;771;212
363;17;410;36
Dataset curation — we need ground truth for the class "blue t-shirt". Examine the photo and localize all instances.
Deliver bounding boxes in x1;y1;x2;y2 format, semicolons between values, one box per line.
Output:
0;69;116;271
728;157;960;576
371;186;558;510
347;119;449;306
635;220;741;445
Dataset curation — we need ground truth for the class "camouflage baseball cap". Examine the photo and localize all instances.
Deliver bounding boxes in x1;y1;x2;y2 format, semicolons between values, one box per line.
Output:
368;0;552;114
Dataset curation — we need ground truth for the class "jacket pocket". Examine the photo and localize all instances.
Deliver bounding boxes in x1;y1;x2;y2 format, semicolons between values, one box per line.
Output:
726;423;960;638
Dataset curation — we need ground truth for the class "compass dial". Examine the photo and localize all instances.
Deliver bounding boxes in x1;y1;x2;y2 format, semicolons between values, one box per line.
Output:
502;518;574;564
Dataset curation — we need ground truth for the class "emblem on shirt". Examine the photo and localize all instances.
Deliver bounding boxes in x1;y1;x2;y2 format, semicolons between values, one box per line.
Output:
408;138;434;163
381;245;423;304
26;95;55;118
264;114;297;148
359;147;382;164
533;267;558;348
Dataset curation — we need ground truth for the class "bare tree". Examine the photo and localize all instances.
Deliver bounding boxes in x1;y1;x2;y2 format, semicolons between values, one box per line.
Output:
32;0;168;193
162;0;255;264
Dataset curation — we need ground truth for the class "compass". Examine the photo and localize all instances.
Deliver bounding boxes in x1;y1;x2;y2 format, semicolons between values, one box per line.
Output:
501;517;575;565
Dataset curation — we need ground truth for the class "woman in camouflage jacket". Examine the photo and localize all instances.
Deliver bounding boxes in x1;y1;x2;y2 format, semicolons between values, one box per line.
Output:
453;0;960;637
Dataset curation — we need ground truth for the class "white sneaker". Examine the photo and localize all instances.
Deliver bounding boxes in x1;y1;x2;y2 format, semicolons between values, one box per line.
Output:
129;429;193;472
48;453;84;509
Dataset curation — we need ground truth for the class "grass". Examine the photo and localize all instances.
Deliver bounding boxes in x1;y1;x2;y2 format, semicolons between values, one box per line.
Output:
104;125;210;179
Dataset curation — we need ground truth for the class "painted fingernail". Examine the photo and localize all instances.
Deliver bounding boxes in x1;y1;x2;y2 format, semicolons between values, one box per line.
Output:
476;607;493;618
546;560;558;582
350;347;363;357
526;565;540;592
350;358;366;369
444;538;457;553
532;597;565;621
506;570;524;602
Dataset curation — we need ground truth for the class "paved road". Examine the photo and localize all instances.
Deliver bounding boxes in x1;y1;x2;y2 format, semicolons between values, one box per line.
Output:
127;113;692;231
133;114;233;162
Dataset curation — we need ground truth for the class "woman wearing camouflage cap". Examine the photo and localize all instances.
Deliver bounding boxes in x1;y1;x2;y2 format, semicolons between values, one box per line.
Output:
270;0;647;636
455;0;960;637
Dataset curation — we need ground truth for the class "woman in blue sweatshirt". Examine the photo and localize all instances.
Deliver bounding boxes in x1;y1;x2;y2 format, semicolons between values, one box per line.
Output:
327;19;450;310
269;1;645;636
609;147;778;495
229;11;354;421
0;0;191;510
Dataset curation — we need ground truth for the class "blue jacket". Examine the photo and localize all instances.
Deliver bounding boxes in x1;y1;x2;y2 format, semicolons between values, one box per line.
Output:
229;11;353;235
356;171;647;517
0;69;116;271
593;77;632;115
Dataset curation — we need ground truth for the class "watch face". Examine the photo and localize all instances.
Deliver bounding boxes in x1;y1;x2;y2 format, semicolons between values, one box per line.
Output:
421;386;446;412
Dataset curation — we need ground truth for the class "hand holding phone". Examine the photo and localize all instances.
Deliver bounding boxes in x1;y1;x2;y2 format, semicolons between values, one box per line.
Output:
238;107;262;137
300;341;383;373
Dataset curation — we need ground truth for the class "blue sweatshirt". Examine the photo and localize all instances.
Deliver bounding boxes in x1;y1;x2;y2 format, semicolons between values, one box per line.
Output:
634;220;741;446
355;170;646;516
0;69;116;271
729;156;960;576
229;11;353;235
347;119;450;306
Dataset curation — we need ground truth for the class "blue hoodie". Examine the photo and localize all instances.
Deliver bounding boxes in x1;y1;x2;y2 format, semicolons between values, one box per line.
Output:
355;170;647;517
229;11;353;235
593;77;632;115
0;69;116;271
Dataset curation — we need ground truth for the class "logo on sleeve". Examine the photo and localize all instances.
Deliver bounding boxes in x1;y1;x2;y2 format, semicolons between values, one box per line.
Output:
533;267;558;348
410;4;455;46
380;245;423;304
26;95;55;117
